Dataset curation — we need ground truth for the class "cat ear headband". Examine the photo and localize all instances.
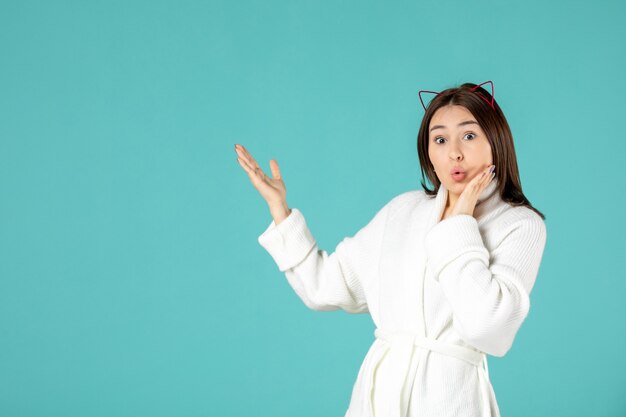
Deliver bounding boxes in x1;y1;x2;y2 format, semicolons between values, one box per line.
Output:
418;80;495;111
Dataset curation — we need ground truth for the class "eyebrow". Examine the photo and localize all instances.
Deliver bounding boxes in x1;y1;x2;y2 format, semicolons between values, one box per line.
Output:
429;120;479;133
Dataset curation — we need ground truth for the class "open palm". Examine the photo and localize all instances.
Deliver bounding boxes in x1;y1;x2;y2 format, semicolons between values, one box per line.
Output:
235;144;286;206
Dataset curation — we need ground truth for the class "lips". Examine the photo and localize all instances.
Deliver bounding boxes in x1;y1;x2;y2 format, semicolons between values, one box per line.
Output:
450;166;466;175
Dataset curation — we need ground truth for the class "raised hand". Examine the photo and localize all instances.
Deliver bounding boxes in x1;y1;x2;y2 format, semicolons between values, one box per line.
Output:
235;143;289;212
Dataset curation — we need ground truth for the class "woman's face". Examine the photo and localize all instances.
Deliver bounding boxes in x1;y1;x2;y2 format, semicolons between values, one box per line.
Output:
428;105;493;198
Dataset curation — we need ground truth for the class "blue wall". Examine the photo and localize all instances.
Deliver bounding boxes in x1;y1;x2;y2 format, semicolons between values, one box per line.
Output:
1;0;624;416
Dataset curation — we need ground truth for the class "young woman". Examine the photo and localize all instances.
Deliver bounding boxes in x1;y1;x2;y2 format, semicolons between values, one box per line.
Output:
234;81;547;417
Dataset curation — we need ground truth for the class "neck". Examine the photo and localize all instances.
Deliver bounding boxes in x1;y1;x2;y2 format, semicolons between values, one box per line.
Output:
445;194;457;211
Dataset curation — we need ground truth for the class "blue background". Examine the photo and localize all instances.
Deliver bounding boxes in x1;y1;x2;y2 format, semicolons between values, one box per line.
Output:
1;0;624;416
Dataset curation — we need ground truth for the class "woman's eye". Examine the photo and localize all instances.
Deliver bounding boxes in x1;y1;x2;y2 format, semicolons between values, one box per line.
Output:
433;133;475;144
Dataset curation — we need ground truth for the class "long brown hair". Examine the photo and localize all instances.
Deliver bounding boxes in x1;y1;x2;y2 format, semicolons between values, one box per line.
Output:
416;82;545;220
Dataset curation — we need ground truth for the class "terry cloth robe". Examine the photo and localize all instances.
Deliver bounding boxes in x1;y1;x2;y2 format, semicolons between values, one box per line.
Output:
257;177;547;417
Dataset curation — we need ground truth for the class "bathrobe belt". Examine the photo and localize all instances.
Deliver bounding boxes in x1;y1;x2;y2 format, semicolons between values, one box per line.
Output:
371;328;492;417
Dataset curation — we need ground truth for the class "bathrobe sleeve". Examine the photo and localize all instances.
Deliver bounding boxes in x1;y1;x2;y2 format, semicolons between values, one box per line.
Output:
257;201;392;314
424;211;547;357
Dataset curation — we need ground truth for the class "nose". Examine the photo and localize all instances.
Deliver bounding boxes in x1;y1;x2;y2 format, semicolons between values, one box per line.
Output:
449;151;463;161
448;143;462;161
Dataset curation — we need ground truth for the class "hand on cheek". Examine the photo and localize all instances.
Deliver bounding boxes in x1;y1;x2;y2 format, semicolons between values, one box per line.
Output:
449;164;496;218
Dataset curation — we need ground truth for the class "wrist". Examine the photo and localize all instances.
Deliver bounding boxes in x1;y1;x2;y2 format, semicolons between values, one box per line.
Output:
268;202;291;224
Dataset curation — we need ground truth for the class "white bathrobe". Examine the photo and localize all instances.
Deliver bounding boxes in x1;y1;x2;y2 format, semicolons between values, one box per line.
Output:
257;178;547;417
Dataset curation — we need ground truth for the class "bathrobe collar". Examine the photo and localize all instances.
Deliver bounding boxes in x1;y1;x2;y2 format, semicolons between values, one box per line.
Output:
427;177;501;229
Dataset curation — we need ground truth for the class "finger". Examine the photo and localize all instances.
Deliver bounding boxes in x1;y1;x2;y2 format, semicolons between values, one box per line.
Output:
236;153;255;173
469;165;492;192
480;165;495;187
479;165;492;181
237;156;267;183
269;160;281;180
235;145;254;166
485;165;495;182
237;145;262;171
236;156;255;178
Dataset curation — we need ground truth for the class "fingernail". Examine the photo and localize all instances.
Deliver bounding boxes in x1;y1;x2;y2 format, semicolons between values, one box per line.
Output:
489;165;495;173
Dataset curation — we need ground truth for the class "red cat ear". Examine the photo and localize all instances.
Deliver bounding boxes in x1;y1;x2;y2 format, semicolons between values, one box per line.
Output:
418;89;441;111
470;80;495;110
